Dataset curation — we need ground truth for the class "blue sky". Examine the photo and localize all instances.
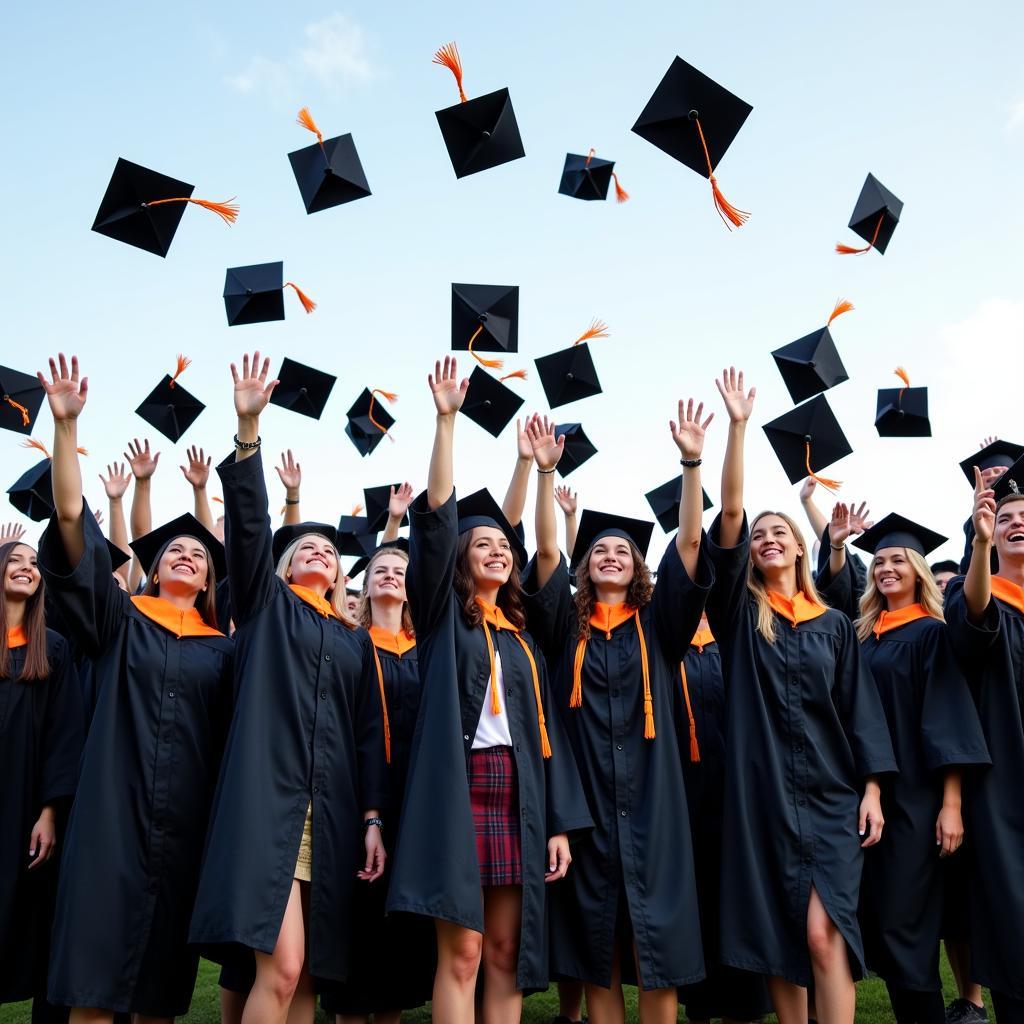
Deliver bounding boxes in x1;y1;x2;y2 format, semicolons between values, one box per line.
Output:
3;0;1023;566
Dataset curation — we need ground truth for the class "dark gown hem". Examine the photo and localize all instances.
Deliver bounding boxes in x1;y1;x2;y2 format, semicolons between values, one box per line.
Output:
551;965;706;990
866;966;943;993
384;898;482;933
46;988;193;1018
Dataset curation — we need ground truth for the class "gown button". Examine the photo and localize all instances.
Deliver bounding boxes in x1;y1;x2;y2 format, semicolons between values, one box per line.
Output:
616;743;623;751
620;809;627;817
320;690;328;700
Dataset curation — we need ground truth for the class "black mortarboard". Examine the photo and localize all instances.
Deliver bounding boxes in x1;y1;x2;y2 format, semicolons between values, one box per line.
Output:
348;538;411;583
433;43;525;178
631;56;752;226
534;320;609;409
135;359;205;443
460;366;524;437
0;365;45;435
130;513;226;578
363;484;408;533
344;388;396;457
451;283;519;355
223;262;316;326
92;158;237;257
558;150;629;203
336;514;379;558
644;475;713;533
8;454;53;522
268;358;336;420
554;423;597;478
272;522;339;565
853;513;946;558
762;394;852;487
106;540;131;573
993;454;1024;503
875;369;930;437
958;439;1024;486
837;173;903;255
772;301;852;403
455;488;528;566
569;510;654;575
289;108;371;214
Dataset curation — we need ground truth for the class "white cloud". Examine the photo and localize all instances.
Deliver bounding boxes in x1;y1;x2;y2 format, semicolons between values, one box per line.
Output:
1007;98;1024;134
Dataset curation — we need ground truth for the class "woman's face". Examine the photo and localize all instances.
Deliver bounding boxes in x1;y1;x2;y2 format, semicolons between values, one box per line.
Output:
467;527;513;587
750;515;802;574
587;537;635;590
154;535;209;597
366;553;408;605
287;534;339;591
4;544;40;601
994;497;1024;561
872;547;917;605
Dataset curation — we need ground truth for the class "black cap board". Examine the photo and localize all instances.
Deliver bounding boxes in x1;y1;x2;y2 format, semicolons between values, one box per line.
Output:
344;389;396;458
272;522;339;565
289;109;371;214
130;513;227;579
460;366;524;437
853;513;946;557
644;475;713;533
570;509;654;575
554;423;597;478
535;344;602;408
451;283;519;354
363;484;409;533
7;457;52;522
993;454;1024;503
0;365;45;436
269;358;336;420
772;326;850;403
839;173;903;255
336;515;378;558
959;439;1024;486
106;540;131;573
559;152;615;201
875;380;931;438
436;88;525;178
455;487;528;566
762;394;852;486
224;262;285;325
135;375;205;443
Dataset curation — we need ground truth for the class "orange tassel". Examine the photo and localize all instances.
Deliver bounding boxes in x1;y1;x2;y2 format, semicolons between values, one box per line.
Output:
145;196;239;225
500;369;528;382
827;299;854;326
284;282;316;313
634;610;655;740
352;503;364;516
77;447;88;456
895;366;911;408
370;645;393;764
694;117;749;229
574;318;610;345
612;172;629;203
169;354;191;389
296;106;325;151
432;42;467;102
805;440;842;493
212;496;224;505
571;636;586;708
836;213;883;255
368;389;397;442
467;324;504;369
3;395;30;426
679;664;701;763
22;438;50;459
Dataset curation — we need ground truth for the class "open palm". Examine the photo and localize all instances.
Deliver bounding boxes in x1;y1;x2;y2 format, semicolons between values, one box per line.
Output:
38;354;88;421
231;351;278;418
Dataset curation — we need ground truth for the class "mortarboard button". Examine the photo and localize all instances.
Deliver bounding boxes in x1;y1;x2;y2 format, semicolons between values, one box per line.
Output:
535;320;608;408
875;368;931;438
268;358;336;420
130;512;226;578
958;438;1024;487
345;388;397;457
558;150;629;203
836;173;903;255
223;262;316;326
853;513;947;558
554;423;597;477
0;365;45;436
289;107;372;214
772;300;852;404
135;356;205;443
762;394;852;491
644;475;713;533
569;510;654;575
459;366;524;437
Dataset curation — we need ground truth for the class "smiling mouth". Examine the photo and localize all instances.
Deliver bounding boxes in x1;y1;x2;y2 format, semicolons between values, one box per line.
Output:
171;562;196;576
9;573;33;584
1009;532;1024;543
484;561;507;571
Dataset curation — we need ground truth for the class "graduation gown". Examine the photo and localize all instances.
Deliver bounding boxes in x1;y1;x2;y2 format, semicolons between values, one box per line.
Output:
858;612;990;990
39;512;234;1016
0;630;83;1003
706;514;897;987
386;492;591;992
522;541;712;990
944;576;1024;999
189;451;388;984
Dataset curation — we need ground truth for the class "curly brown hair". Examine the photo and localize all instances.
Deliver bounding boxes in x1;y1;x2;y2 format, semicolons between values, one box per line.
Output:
454;531;526;630
573;537;654;640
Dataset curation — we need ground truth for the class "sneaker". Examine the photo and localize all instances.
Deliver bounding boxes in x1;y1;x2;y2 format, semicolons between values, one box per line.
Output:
946;998;988;1024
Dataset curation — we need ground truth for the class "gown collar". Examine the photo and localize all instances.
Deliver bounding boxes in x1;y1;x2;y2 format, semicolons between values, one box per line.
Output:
474;596;519;632
872;602;932;638
991;576;1024;616
289;583;339;619
767;590;827;627
690;625;715;652
6;625;27;649
130;595;224;638
369;626;416;656
590;601;635;639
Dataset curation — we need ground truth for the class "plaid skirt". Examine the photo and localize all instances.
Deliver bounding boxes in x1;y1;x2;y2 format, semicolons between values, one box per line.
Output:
468;746;522;886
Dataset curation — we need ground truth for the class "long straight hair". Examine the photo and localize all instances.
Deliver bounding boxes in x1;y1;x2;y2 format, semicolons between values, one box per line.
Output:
357;547;415;636
453;531;526;630
0;542;50;681
855;547;944;642
275;535;355;626
141;536;220;629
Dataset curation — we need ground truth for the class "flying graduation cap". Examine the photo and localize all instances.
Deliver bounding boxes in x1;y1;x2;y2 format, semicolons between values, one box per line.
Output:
362;484;408;532
1;365;45;435
92;157;238;257
268;358;336;420
460;365;525;437
135;356;205;443
554;423;597;477
535;320;608;408
875;367;931;437
433;42;525;178
762;394;852;491
451;283;520;366
223;262;316;326
771;300;853;404
8;438;87;521
345;388;398;457
289;107;372;214
836;173;903;255
644;475;714;533
558;149;629;203
336;511;378;558
631;56;751;228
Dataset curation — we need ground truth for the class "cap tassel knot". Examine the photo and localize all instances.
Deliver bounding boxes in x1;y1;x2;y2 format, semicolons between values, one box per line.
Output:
433;42;467;103
836;213;884;255
145;196;239;225
804;439;842;493
368;389;398;442
827;299;854;326
284;282;317;313
169;354;191;389
467;324;504;369
4;395;30;426
694;118;749;229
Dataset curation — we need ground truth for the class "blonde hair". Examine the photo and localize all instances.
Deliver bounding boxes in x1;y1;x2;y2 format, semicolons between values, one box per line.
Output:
357;547;415;636
275;534;355;626
746;510;824;644
855;547;944;642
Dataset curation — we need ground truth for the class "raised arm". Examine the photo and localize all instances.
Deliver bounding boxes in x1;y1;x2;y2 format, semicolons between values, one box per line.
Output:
125;437;159;540
527;414;565;589
715;367;755;550
99;461;132;586
554;486;578;559
964;467;995;622
799;477;828;540
180;445;214;530
502;418;535;528
274;449;302;526
669;397;714;579
426;357;468;511
381;482;413;543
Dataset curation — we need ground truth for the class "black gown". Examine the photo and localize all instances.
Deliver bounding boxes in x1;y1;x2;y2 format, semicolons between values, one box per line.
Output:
705;514;897;987
386;491;592;992
522;541;712;990
189;451;388;983
858;613;990;990
944;577;1024;1000
0;630;83;1004
38;511;234;1016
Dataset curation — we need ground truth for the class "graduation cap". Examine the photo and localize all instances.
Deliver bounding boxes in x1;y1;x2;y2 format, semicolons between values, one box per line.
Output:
135;356;205;442
631;56;751;228
853;513;946;558
456;488;528;566
875;367;930;438
1;365;45;435
762;394;852;490
554;423;597;477
91;157;238;257
535;320;607;409
130;512;226;578
268;358;336;420
363;484;408;533
772;300;852;404
8;446;53;521
347;538;412;584
433;42;525;178
336;512;379;558
558;149;629;203
272;522;340;565
460;366;524;437
993;453;1024;503
644;475;713;533
223;262;316;326
836;173;903;255
451;282;520;365
570;510;654;575
289;107;372;214
106;540;131;573
345;388;397;457
958;439;1024;487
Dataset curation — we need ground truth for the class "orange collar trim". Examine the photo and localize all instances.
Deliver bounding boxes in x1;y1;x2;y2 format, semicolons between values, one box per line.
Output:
767;590;828;627
130;595;224;638
690;626;715;652
7;625;27;649
992;576;1024;616
474;596;518;632
369;626;416;657
873;602;933;638
590;601;635;639
289;583;338;619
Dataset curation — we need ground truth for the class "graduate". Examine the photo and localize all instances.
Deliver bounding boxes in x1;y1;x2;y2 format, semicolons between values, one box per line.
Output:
386;359;591;1024
0;539;83;1017
188;352;387;1024
704;368;896;1024
944;469;1024;1022
35;355;234;1024
522;397;714;1024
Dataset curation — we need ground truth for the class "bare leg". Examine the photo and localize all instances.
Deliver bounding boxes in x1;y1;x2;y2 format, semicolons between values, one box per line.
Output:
69;1012;114;1024
557;980;585;1021
585;946;625;1024
806;887;855;1024
632;943;677;1024
480;886;523;1024
433;919;482;1024
284;967;314;1024
767;978;809;1024
242;880;306;1024
370;1012;402;1024
221;988;248;1024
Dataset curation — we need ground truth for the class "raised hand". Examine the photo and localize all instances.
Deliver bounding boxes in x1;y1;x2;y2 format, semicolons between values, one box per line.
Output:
516;418;534;462
972;466;996;545
671;398;714;461
428;356;469;416
388;482;414;520
848;501;874;536
527;414;565;472
124;438;160;481
99;462;131;500
231;351;279;419
554;486;577;516
714;366;756;424
829;502;853;548
799;477;818;503
0;522;26;543
38;354;88;421
180;446;212;489
979;435;998;449
274;450;302;491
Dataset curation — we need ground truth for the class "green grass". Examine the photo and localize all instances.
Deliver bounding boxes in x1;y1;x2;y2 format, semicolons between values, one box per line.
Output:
0;955;973;1024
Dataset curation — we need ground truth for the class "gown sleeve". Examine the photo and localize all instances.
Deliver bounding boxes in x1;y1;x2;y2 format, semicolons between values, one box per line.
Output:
215;451;277;627
353;632;390;814
650;536;714;665
814;527;864;620
704;512;750;641
520;555;574;667
406;490;458;637
39;635;85;807
943;575;1002;663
